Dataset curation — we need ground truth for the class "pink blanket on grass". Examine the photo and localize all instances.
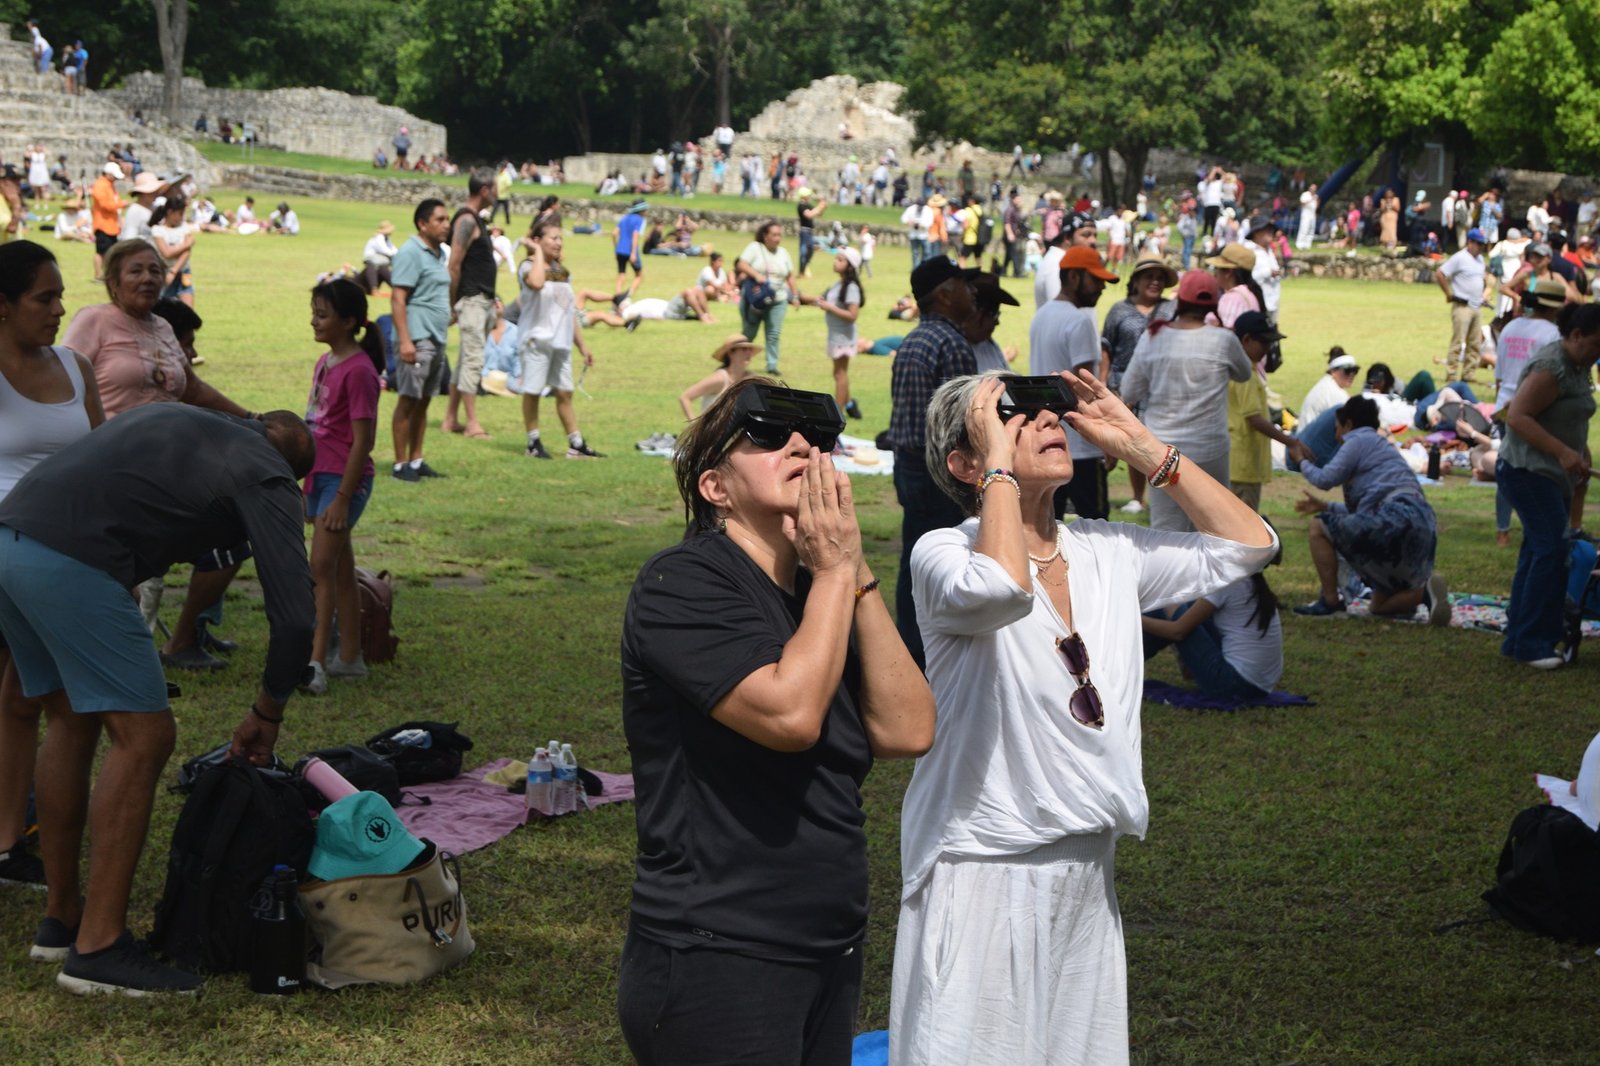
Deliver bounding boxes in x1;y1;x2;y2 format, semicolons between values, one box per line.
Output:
395;758;634;855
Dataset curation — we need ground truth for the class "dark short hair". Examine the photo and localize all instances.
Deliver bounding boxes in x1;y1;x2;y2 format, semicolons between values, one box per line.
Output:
162;196;186;219
1559;302;1600;338
261;410;316;479
413;198;446;228
530;217;561;240
0;240;58;304
468;167;495;196
151;297;202;335
756;219;782;242
1336;395;1379;431
672;376;776;538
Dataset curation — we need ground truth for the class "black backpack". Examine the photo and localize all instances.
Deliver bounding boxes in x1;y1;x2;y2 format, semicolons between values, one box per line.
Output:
1483;804;1600;942
294;745;402;810
149;760;314;972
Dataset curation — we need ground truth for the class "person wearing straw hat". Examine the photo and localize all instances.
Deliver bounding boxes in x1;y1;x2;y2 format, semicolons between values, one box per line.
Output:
53;196;93;244
1203;241;1262;329
1102;253;1177;514
678;333;757;419
118;171;166;243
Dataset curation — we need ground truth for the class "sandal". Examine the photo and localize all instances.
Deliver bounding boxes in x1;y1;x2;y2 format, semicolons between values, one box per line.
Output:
466;428;491;439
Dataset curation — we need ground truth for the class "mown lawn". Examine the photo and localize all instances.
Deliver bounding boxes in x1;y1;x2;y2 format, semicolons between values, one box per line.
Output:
0;195;1593;1064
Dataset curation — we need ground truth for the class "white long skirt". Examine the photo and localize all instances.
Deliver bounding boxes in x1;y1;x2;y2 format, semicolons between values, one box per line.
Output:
889;832;1128;1066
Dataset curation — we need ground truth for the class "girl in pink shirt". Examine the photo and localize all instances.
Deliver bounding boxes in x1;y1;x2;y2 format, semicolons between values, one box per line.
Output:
302;278;383;694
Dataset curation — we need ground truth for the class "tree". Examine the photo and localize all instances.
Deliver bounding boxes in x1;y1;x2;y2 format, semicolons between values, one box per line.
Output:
1469;0;1600;173
902;0;1330;206
150;0;188;125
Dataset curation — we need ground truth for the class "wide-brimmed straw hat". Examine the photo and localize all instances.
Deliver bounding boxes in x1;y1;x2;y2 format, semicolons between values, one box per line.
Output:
1128;254;1178;288
712;333;758;362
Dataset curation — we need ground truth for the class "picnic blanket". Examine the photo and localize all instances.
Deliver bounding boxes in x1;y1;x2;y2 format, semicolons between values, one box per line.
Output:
395;758;634;855
1345;593;1600;638
1142;679;1313;711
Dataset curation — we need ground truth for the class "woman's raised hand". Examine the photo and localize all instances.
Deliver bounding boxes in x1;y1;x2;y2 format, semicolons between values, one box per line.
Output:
965;377;1025;472
789;448;861;576
1060;369;1161;469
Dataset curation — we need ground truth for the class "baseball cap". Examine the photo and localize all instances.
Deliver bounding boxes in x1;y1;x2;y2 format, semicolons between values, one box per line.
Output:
1414;190;1427;202
1327;353;1359;372
910;255;967;303
1528;241;1552;258
1050;211;1097;246
102;162;125;180
839;247;861;270
1466;227;1486;244
1234;311;1285;342
1058;245;1117;280
1176;270;1220;306
1203;243;1257;271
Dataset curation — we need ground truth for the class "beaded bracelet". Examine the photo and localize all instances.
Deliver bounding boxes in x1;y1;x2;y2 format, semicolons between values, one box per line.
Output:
977;468;1020;496
1147;445;1182;489
855;577;881;601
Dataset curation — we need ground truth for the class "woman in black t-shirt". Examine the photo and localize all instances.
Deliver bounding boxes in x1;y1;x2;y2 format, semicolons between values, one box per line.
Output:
617;377;934;1066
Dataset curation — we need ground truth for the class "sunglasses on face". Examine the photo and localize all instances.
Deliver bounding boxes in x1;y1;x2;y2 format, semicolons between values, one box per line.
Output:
1055;632;1104;729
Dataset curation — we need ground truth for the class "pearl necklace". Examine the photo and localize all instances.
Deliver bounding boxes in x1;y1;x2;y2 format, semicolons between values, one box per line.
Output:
1026;525;1062;567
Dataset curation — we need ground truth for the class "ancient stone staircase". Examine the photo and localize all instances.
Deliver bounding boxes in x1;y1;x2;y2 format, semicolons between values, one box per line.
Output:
0;26;211;187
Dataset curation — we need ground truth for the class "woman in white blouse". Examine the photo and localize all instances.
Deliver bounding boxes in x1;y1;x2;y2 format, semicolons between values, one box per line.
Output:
892;368;1277;1066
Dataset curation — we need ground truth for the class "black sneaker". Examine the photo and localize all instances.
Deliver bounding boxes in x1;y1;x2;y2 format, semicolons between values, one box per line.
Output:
844;398;862;420
31;916;78;962
0;838;45;890
414;461;446;479
391;463;421;482
195;622;237;655
625;317;641;332
566;440;604;459
525;439;553;459
159;645;226;672
58;931;202;997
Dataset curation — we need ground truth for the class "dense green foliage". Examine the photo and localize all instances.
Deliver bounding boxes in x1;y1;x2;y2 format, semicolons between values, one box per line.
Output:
9;0;1600;172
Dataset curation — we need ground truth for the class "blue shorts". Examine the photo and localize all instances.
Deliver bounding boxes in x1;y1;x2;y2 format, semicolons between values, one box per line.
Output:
305;473;373;525
0;527;168;712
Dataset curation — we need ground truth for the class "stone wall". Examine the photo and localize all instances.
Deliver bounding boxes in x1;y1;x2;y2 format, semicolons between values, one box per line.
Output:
105;73;446;163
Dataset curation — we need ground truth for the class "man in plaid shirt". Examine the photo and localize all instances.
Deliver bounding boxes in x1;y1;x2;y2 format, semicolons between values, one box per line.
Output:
887;255;978;668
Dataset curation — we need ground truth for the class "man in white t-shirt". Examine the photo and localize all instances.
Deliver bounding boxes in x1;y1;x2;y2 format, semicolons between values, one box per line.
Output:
1435;227;1489;383
1526;201;1551;240
1033;211;1099;309
1578;192;1597;237
1029;245;1118;519
901;199;933;269
713;124;735;159
1297;185;1319;249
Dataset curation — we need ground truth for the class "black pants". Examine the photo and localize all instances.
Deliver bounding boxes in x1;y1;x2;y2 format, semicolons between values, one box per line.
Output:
617;928;863;1066
494;197;511;224
1055;457;1109;521
894;450;967;671
1203;204;1220;236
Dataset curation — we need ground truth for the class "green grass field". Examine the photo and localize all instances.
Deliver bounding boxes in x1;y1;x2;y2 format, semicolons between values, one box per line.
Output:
0;194;1595;1064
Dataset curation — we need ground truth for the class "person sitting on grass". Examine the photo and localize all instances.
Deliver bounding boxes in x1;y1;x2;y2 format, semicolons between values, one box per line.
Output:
698;252;738;302
1142;530;1285;701
299;278;383;695
1291;396;1449;624
267;202;299;236
677;333;757;420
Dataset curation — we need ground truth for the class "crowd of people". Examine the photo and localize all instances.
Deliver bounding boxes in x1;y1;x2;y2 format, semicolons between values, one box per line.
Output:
2;133;1598;1066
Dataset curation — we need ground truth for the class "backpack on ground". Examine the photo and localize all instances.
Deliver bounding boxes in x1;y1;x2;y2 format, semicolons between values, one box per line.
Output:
295;745;403;810
367;721;475;785
1482;803;1600;942
149;760;314;972
356;566;399;663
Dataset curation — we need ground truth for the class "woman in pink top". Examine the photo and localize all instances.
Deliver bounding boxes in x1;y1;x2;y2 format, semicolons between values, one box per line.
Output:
60;240;251;420
300;278;383;696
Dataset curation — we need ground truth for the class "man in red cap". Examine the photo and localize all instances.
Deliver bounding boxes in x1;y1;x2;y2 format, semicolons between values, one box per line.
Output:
1029;246;1120;519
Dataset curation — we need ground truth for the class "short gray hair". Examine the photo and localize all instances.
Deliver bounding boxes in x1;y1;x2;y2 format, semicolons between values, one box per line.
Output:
925;370;1008;515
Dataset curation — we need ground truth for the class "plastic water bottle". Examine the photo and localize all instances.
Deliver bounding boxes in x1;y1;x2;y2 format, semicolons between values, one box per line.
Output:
526;748;554;819
555;743;578;815
562;742;588;811
249;865;305;995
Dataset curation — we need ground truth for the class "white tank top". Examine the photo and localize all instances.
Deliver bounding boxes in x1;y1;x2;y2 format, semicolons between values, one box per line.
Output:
0;346;91;502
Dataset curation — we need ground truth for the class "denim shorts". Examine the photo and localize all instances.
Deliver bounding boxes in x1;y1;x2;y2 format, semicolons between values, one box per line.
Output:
305;473;373;525
0;527;168;712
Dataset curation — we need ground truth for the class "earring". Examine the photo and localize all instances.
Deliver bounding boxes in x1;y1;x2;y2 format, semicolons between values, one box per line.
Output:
716;512;728;534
